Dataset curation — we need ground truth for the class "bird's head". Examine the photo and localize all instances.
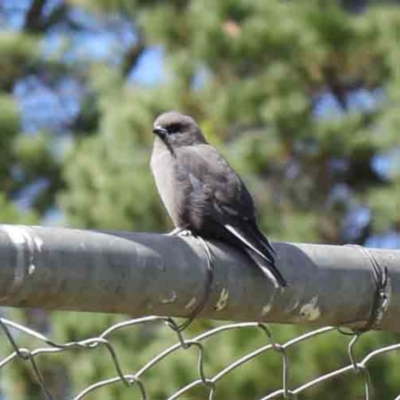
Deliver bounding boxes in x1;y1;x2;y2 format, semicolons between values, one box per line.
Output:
152;111;207;150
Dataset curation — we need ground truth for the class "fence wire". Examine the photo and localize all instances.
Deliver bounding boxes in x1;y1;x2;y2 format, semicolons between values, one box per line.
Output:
0;315;400;400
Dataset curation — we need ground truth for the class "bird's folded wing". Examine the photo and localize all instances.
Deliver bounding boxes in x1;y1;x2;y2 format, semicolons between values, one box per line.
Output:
177;145;277;263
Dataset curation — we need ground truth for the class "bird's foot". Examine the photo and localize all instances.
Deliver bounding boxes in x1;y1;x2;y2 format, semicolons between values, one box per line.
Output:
167;228;194;237
177;229;194;237
167;227;182;236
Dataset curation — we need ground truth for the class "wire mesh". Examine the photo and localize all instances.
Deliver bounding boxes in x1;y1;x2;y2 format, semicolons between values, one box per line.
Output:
1;315;400;400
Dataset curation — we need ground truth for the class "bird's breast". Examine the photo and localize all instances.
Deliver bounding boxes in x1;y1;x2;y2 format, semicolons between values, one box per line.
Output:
150;148;182;226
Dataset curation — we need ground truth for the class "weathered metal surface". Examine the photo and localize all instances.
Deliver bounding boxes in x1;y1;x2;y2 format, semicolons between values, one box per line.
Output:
0;225;398;331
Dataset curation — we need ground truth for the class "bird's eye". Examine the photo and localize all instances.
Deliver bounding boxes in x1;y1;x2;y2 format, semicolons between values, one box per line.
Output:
167;123;181;134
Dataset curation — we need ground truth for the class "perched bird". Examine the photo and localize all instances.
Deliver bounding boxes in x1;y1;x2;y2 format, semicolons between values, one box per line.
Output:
150;111;287;288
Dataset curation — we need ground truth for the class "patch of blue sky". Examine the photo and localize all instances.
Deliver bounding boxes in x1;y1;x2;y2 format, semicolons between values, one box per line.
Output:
313;87;385;119
128;48;210;88
365;231;400;249
313;91;345;119
42;206;65;226
341;205;371;243
347;87;384;111
372;152;391;179
0;0;30;30
41;6;137;65
43;29;127;65
42;0;63;17
129;46;165;85
192;66;210;90
16;8;139;134
372;148;400;181
14;76;82;134
13;178;48;211
328;183;352;205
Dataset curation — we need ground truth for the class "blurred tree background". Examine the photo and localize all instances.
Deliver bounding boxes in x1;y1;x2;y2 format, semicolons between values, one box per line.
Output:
1;0;400;398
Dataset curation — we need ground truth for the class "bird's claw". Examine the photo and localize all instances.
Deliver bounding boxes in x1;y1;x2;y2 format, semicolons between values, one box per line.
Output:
167;228;181;236
167;228;194;237
177;229;193;237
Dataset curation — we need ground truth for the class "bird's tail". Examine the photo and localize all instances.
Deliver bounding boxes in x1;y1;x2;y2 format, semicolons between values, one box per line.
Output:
223;223;288;288
244;248;288;288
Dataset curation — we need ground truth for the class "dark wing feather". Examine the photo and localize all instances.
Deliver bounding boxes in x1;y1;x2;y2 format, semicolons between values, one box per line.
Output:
177;144;286;288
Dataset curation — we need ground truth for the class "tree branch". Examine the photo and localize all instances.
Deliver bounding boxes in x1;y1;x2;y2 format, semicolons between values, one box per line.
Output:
121;37;146;78
24;0;46;32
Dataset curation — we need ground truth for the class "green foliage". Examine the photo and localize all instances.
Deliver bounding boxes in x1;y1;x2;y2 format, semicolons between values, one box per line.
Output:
0;33;40;88
0;194;38;224
0;95;19;136
60;131;164;231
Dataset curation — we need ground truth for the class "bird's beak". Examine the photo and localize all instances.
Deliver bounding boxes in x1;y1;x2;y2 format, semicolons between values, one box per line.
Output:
152;126;168;139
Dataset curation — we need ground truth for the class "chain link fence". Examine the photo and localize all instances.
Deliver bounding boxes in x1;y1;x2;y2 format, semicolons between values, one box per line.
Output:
1;314;400;400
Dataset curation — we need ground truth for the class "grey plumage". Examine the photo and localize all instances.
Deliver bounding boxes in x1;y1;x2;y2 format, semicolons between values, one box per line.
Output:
150;111;287;288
